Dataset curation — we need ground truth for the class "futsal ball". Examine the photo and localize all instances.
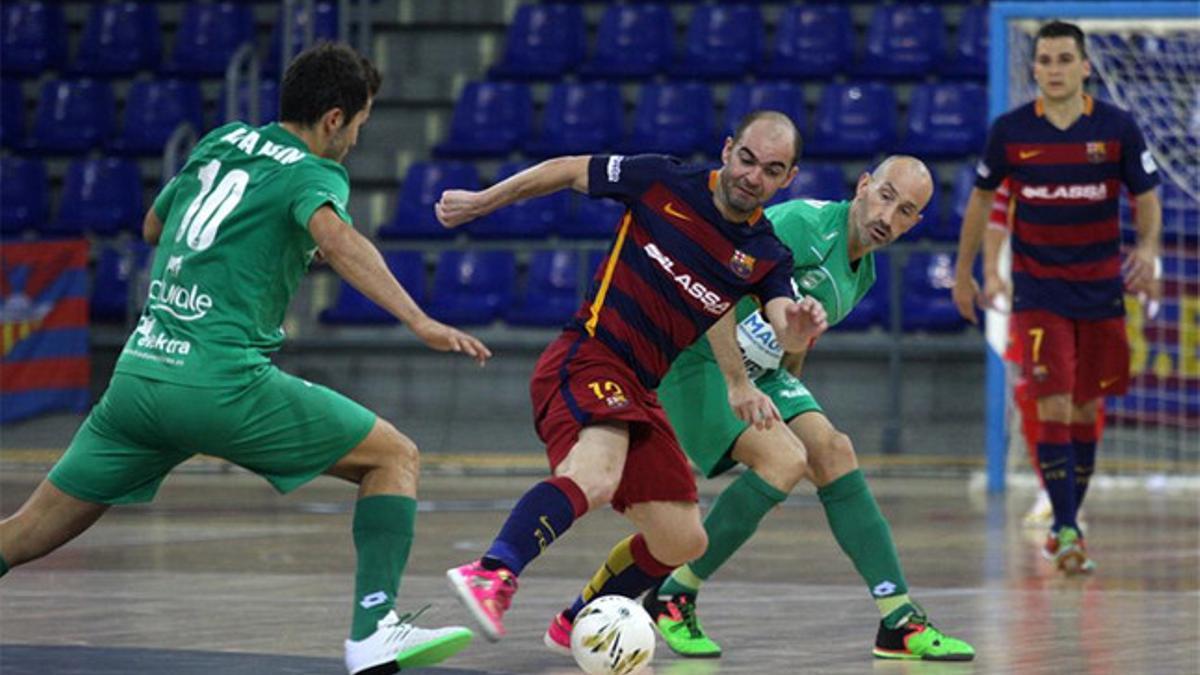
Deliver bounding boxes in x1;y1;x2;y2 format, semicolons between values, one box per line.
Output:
570;595;656;675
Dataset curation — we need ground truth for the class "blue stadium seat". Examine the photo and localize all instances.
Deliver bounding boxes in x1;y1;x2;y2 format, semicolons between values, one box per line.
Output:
900;83;987;157
320;251;425;325
756;5;853;79
806;83;897;157
901;251;968;331
912;166;952;241
856;5;944;78
565;195;625;240
265;1;338;77
578;4;673;79
433;81;532;158
216;80;280;126
488;3;584;80
378;162;481;239
951;163;978;225
426;250;516;326
90;243;151;323
941;5;988;78
111;79;205;155
837;251;890;331
1;79;23;148
0;1;66;76
1161;179;1199;241
625;82;715;156
28;79;115;153
671;4;763;79
73;2;161;76
585;249;608;280
50;157;143;237
0;157;47;237
524;82;624;157
723;82;806;139
767;163;847;206
468;162;567;239
165;2;255;77
505;249;582;327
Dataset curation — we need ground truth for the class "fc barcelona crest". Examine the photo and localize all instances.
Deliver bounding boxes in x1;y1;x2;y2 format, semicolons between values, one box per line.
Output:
729;250;756;278
1086;142;1107;164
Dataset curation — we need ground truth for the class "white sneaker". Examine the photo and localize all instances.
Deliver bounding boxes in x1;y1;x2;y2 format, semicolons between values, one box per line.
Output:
344;608;473;674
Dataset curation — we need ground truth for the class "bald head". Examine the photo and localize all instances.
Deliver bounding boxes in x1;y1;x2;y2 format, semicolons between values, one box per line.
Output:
731;110;802;167
871;155;934;208
846;155;934;258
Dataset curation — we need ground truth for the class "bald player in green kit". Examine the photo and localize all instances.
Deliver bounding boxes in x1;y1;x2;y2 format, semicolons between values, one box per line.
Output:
546;156;976;663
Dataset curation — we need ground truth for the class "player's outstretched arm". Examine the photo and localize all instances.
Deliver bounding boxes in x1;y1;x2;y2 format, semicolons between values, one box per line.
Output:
142;209;164;245
706;310;780;430
763;296;827;353
310;206;492;365
435;155;591;229
952;187;994;324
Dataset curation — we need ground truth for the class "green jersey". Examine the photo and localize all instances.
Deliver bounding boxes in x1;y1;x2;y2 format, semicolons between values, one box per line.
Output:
691;198;876;379
115;122;354;387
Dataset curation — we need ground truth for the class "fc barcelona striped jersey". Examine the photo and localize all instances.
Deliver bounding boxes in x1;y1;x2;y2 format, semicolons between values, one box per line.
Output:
569;154;795;389
974;95;1159;319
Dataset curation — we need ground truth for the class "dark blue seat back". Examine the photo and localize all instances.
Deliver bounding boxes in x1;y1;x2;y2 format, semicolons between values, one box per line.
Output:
1;79;23;148
806;83;897;157
30;79;115;152
673;5;763;79
114;79;205;154
0;157;47;236
526;82;624;157
857;5;944;78
723;82;806;139
942;5;988;77
52;157;143;237
266;1;338;76
626;82;714;156
1;2;66;76
900;83;987;157
74;2;161;76
505;249;582;326
489;3;584;79
427;250;516;326
320;251;425;325
580;4;673;79
565;195;625;240
767;163;847;206
379;162;480;239
91;243;151;322
901;251;967;331
469;162;569;239
168;2;254;76
216;80;281;126
434;81;533;158
758;5;853;78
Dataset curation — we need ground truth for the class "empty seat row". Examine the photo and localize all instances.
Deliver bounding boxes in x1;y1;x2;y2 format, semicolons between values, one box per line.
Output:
490;3;987;82
435;81;988;160
2;78;279;154
1;1;336;78
1;157;144;238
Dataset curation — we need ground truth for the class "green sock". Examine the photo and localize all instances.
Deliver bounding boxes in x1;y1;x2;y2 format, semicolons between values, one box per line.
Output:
662;469;787;597
350;494;417;641
0;553;9;577
817;470;909;614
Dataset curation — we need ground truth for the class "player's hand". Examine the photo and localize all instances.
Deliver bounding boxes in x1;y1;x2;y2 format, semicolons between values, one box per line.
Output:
953;274;982;324
409;316;493;366
727;379;781;431
1122;245;1161;300
435;189;486;229
784;296;827;344
982;273;1011;314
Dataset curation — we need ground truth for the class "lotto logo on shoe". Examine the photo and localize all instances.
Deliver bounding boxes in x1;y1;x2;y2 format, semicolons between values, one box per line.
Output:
643;243;730;316
872;581;898;597
148;279;213;321
359;591;389;609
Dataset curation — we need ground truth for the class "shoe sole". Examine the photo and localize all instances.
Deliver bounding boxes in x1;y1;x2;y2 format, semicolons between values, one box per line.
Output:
543;630;572;656
446;568;505;642
1055;547;1089;575
873;648;975;661
395;628;474;669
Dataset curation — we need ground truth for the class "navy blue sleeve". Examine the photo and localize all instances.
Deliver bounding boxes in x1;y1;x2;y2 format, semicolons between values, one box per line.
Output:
1119;111;1161;196
587;154;678;203
974;117;1009;190
752;247;797;305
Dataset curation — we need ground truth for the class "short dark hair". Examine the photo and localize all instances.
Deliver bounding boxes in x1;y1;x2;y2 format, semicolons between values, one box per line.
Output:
732;110;802;167
1034;21;1087;59
280;42;381;127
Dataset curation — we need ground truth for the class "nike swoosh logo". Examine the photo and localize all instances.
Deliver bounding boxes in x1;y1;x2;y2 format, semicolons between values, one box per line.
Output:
1019;150;1043;160
663;202;691;222
1100;377;1120;389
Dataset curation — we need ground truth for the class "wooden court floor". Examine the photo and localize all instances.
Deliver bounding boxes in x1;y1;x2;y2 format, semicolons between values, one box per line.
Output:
0;465;1196;674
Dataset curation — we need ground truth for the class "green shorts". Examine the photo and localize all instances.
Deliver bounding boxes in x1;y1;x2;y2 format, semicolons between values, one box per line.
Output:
49;367;376;505
658;348;821;478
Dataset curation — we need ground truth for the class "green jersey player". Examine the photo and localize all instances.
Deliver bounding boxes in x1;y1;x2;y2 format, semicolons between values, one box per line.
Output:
0;43;489;675
556;156;975;661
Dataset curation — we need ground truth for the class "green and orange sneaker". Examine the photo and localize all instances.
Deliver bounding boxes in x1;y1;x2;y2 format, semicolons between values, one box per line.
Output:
873;603;975;661
642;588;721;658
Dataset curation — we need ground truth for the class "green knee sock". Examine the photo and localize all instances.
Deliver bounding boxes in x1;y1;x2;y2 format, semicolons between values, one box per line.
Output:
350;494;417;641
660;469;787;597
817;470;910;615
